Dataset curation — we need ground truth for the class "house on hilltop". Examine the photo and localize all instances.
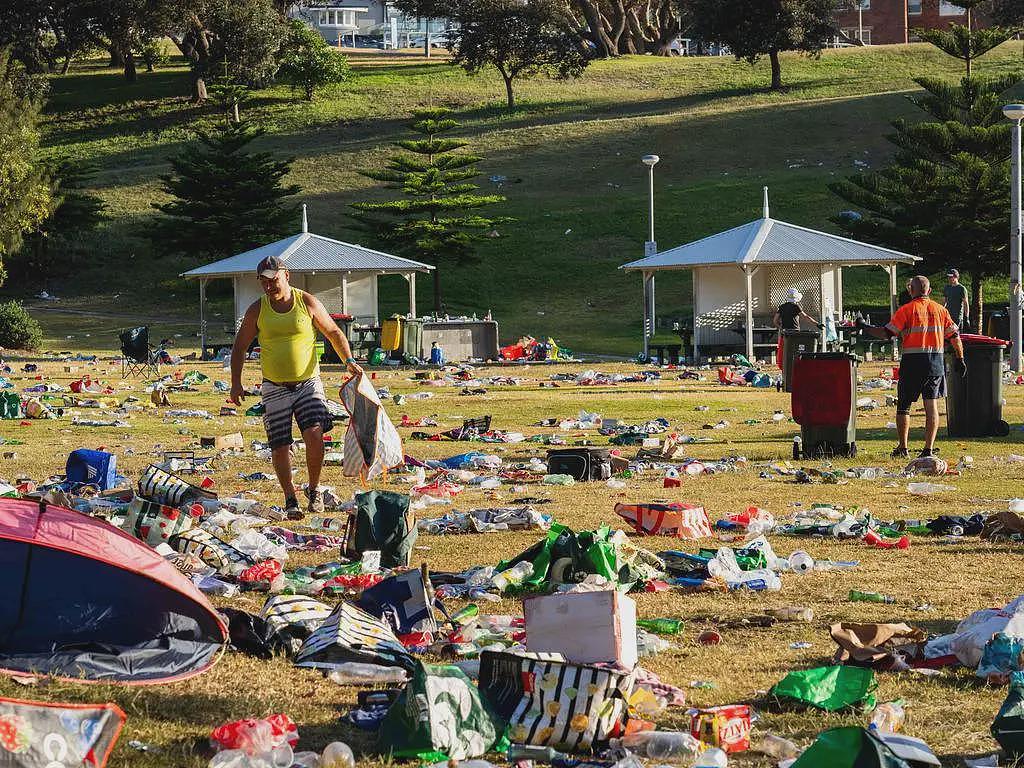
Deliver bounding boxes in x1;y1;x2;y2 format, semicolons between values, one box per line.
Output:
292;1;452;48
834;0;989;46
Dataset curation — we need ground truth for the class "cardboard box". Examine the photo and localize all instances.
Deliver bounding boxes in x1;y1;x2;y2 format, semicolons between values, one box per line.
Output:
200;432;243;450
524;591;637;668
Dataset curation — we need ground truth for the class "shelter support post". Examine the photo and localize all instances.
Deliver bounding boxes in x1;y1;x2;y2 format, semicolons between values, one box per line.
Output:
819;263;828;347
341;273;349;315
199;278;207;360
641;271;654;359
406;272;417;318
834;266;844;318
692;268;700;363
743;266;754;362
887;263;899;358
887;263;897;318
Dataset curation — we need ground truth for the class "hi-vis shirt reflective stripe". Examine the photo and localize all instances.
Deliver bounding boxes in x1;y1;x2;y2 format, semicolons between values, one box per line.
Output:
885;297;958;353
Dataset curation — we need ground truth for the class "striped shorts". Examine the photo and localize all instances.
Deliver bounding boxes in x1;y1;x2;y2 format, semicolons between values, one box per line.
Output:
262;377;333;449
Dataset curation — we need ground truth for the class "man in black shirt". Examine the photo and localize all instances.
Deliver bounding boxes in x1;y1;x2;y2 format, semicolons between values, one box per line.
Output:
943;269;969;330
774;288;823;366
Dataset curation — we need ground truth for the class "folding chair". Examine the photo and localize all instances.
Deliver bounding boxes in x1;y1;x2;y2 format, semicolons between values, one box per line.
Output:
119;326;160;378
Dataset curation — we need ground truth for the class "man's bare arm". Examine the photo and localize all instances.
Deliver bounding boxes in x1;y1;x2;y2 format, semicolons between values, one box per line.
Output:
304;293;362;374
229;303;260;404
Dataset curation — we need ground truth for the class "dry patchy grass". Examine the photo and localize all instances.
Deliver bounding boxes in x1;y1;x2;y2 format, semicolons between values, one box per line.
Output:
0;353;1022;765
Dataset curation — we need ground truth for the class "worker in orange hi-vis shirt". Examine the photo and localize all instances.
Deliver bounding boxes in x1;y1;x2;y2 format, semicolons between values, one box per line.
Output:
857;275;965;460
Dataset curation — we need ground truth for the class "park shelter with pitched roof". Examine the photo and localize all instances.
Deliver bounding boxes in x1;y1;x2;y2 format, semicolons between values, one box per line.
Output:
620;188;920;361
181;206;433;353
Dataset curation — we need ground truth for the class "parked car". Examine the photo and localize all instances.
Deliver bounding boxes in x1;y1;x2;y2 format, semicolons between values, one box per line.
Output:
353;34;386;48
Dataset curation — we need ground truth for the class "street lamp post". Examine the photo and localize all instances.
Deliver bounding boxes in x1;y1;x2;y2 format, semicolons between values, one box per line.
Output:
1003;104;1024;372
642;155;659;256
641;155;659;360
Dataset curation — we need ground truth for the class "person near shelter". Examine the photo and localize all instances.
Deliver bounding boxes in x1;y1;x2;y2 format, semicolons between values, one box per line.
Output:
857;275;965;459
773;288;823;368
943;268;970;330
230;255;362;518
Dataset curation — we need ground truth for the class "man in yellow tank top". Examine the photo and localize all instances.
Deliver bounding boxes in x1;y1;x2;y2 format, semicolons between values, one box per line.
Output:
229;255;362;518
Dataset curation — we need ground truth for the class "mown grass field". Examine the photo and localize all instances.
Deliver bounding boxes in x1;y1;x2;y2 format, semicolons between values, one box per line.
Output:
17;42;1024;354
1;350;1023;766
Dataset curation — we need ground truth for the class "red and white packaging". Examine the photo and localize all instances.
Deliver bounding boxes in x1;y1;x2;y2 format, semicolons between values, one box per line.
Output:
689;704;750;753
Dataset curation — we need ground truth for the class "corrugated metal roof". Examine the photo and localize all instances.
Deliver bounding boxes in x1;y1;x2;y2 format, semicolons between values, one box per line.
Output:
621;217;918;271
181;232;434;278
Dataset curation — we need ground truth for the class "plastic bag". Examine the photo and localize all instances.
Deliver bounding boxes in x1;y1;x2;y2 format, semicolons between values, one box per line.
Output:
770;665;877;712
210;713;298;754
378;662;501;760
993;671;1024;758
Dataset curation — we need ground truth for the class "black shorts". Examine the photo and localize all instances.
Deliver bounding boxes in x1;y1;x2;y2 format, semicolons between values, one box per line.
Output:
896;371;945;415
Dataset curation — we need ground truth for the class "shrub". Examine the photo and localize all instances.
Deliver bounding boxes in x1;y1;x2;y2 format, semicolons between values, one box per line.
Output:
0;301;43;350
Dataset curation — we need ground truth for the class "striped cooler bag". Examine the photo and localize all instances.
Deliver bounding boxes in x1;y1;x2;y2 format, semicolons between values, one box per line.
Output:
294;601;414;671
121;497;196;547
138;463;216;506
478;650;636;752
170;527;254;575
614;502;712;539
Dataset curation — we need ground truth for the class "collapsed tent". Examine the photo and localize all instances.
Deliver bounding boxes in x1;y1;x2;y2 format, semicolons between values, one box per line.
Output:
0;498;227;684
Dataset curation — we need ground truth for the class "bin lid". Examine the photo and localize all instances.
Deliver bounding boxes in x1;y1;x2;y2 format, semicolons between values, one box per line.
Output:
330;313;353;320
796;352;861;362
959;333;1008;348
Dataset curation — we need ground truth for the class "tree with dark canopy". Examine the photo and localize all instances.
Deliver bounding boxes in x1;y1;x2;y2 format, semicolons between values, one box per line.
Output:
349;108;510;313
831;10;1021;328
152;121;300;262
447;0;591;109
679;0;839;90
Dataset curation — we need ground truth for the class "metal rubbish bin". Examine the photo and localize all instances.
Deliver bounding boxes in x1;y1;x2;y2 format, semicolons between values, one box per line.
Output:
945;333;1010;437
791;352;859;458
781;330;820;392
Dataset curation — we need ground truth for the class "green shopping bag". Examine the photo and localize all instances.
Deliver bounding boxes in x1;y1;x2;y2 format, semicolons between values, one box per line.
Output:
770;665;877;712
992;670;1024;757
378;662;501;761
496;524;622;592
791;727;909;768
0;391;21;419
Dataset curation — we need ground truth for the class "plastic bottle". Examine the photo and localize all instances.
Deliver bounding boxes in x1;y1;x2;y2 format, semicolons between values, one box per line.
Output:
508;745;568;762
491;561;534;592
542;474;575;486
849;590;896;604
320;742;356;768
768;606;814;622
326;663;409;686
693;747;728;768
636;632;671;656
611;731;702;760
309;516;345;531
813;559;859;571
636;618;684;635
787;551;815;575
868;700;906;733
755;733;801;760
451;604;480;625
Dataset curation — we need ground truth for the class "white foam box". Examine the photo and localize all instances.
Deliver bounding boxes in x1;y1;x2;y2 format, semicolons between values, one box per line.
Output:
524;590;638;668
